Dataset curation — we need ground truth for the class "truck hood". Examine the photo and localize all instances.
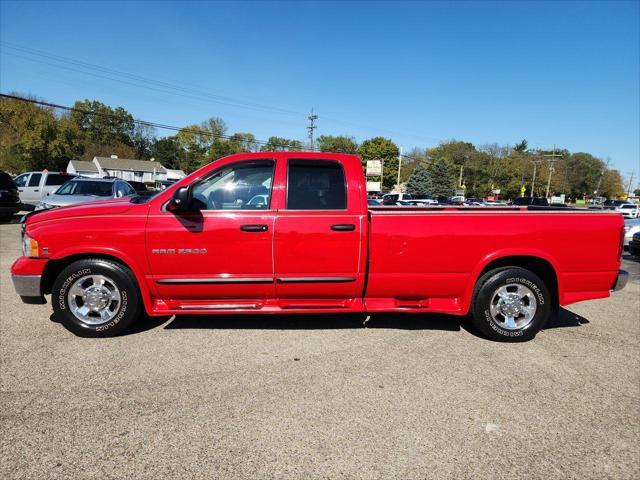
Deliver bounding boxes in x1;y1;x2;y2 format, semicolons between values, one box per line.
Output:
27;198;135;224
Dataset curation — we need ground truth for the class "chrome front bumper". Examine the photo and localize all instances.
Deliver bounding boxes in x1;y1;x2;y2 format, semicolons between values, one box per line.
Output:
612;270;628;292
12;274;42;297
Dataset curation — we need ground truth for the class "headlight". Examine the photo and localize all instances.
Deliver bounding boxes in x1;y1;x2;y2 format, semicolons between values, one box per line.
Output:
35;202;52;211
22;235;39;257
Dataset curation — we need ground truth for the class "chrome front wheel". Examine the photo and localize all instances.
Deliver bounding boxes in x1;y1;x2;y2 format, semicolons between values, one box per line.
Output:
67;274;122;325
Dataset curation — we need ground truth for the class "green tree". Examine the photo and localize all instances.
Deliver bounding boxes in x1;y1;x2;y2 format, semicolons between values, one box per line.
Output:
358;137;399;190
564;152;604;198
405;162;430;194
260;136;303;152
514;139;528;153
131;123;156;159
228;133;257;153
69;99;135;147
0;96;83;172
425;157;456;197
317;135;358;154
150;136;185;170
600;169;625;198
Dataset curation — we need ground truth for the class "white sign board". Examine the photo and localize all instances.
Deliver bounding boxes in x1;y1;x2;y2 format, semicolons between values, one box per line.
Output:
551;194;566;204
366;181;382;192
366;160;382;176
492;189;501;194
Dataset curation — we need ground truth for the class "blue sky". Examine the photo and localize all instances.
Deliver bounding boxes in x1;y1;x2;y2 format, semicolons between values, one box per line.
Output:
1;0;638;178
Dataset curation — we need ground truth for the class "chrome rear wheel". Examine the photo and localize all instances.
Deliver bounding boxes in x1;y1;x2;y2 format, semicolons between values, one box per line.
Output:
489;283;538;331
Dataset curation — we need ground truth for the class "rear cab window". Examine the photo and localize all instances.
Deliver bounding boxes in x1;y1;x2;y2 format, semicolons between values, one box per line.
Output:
286;159;347;210
45;173;74;186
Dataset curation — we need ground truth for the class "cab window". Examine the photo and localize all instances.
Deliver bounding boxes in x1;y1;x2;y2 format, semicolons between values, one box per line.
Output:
286;160;346;210
14;174;29;188
192;160;274;210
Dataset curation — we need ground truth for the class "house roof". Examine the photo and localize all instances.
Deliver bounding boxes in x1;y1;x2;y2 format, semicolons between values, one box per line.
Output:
94;157;167;173
69;160;99;172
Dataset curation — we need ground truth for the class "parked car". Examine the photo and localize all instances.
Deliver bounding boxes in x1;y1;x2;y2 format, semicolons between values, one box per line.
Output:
382;193;413;205
11;152;627;341
512;197;550;206
13;171;77;209
623;218;640;248
35;178;136;211
155;179;176;191
629;232;640;258
483;201;508;206
603;199;628;210
367;199;381;206
125;180;155;198
0;171;22;220
616;203;639;219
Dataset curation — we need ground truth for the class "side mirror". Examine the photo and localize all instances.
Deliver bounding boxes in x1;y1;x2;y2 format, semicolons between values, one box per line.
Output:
168;186;192;212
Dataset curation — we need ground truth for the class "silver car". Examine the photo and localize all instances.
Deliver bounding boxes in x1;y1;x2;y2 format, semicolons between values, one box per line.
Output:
35;178;136;211
624;218;640;247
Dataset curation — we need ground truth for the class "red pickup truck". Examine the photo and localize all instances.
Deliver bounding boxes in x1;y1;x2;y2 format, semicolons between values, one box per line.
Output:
11;152;628;341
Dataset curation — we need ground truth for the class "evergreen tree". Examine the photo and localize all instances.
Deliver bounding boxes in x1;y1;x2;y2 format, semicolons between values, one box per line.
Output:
406;163;431;194
426;158;456;197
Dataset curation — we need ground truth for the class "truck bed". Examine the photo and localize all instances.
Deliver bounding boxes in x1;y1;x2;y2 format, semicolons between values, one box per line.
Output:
365;207;622;314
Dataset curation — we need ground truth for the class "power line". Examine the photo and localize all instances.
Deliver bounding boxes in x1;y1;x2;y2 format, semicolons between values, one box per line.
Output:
0;93;302;149
1;41;444;145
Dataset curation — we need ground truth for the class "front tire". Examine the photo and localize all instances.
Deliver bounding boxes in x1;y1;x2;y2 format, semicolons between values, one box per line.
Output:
52;259;141;337
471;267;551;342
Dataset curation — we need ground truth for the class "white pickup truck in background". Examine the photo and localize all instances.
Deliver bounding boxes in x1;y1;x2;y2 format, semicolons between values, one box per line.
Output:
12;171;77;209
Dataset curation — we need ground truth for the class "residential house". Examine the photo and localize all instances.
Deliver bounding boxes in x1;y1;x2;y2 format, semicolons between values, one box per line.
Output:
66;156;168;183
66;160;100;178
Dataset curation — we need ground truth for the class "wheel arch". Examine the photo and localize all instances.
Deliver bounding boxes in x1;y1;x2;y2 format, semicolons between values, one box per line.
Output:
471;253;560;312
42;250;154;315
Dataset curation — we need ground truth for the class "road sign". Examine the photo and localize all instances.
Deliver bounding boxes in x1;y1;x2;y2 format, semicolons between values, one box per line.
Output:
366;160;382;177
521;185;526;195
366;181;381;192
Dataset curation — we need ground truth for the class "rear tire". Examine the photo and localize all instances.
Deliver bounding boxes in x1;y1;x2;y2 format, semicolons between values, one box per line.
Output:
471;267;551;342
52;259;141;337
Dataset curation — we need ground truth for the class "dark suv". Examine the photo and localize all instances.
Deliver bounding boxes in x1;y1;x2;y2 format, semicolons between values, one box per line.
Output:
0;171;21;220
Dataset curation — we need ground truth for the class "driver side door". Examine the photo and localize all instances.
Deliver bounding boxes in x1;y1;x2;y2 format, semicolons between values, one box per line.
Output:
146;159;276;308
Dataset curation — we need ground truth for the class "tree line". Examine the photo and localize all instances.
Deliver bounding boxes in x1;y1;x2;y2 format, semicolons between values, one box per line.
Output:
0;95;628;200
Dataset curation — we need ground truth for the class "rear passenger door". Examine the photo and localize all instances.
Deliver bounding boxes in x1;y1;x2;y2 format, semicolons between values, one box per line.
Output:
274;158;364;301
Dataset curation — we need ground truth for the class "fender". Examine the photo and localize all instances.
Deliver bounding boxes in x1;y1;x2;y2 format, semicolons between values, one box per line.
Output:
459;248;562;315
49;246;157;316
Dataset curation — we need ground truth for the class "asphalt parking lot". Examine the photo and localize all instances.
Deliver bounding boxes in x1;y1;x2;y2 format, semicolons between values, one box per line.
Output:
1;217;638;479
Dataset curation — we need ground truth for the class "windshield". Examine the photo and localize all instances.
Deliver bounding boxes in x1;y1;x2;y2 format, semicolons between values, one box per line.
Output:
56;181;113;197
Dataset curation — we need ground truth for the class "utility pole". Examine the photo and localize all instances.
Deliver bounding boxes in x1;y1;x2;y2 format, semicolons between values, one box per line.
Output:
544;145;563;199
307;108;318;151
396;147;403;188
627;171;635;197
594;158;610;196
531;156;543;197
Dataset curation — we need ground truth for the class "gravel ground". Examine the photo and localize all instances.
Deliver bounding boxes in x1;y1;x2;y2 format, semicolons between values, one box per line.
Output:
1;218;638;479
